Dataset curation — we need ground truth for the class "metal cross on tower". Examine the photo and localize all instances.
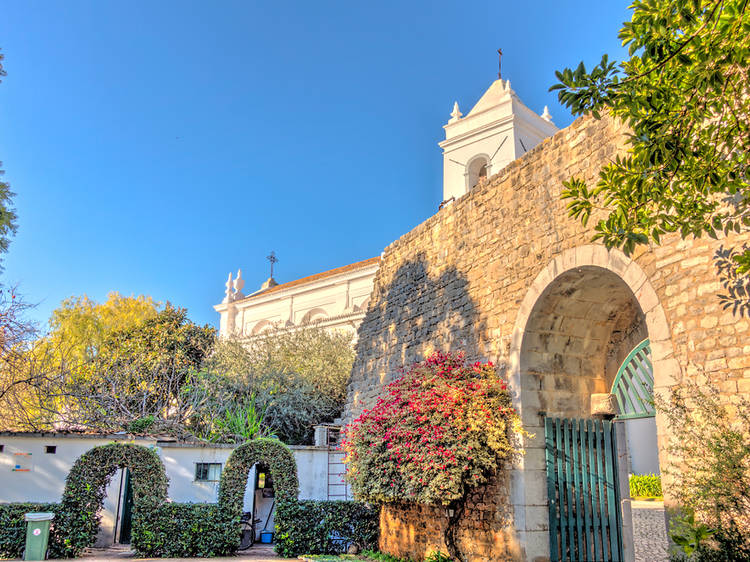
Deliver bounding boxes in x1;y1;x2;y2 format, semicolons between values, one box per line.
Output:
266;251;278;278
497;48;503;79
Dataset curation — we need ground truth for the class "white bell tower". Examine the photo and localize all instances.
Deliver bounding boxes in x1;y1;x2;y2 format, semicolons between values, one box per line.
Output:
439;52;559;203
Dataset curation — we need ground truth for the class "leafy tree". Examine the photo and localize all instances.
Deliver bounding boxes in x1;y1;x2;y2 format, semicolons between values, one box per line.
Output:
0;286;64;429
47;292;159;363
64;305;216;433
207;326;355;444
0;50;19;267
551;0;750;270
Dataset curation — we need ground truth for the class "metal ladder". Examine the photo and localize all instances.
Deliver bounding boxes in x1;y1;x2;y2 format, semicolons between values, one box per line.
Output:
325;427;349;500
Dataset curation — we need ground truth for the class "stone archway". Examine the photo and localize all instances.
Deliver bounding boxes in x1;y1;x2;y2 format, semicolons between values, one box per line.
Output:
507;245;677;561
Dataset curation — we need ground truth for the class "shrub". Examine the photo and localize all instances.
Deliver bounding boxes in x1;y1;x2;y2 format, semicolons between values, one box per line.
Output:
275;500;378;557
343;352;523;561
629;473;662;498
208;326;355;444
658;381;750;555
343;351;522;506
55;442;169;558
133;503;236;558
0;503;58;559
218;438;299;554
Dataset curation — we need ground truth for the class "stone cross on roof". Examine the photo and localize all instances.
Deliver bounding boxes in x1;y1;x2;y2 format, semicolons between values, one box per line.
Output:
267;251;278;278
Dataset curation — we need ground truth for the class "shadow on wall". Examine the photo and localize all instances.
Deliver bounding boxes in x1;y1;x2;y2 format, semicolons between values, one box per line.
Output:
350;253;486;413
715;244;750;317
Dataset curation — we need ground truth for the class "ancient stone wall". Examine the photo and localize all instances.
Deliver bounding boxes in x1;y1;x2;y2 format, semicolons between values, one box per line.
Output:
379;472;517;561
346;113;750;561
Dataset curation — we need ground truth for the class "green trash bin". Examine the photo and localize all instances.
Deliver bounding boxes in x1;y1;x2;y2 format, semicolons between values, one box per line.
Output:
23;512;54;561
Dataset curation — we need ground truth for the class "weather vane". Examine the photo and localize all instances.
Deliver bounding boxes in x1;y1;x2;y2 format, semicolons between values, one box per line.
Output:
498;48;503;79
266;251;278;278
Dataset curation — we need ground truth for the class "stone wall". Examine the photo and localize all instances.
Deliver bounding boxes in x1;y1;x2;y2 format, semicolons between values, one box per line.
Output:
345;113;750;561
378;471;518;561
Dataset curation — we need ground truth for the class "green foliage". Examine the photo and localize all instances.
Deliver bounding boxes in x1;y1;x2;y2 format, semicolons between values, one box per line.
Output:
343;351;522;506
670;510;717;558
217;437;299;553
424;551;453;562
132;503;236;558
0;503;57;559
181;368;272;443
54;442;169;558
68;305;216;433
658;381;750;556
275;500;379;557
629;473;663;498
208;326;355;444
362;551;413;562
47;292;159;364
211;400;269;442
551;0;750;267
0;439;303;558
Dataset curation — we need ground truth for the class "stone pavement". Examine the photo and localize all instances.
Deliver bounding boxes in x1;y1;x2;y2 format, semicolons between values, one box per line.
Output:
75;543;281;561
632;500;669;562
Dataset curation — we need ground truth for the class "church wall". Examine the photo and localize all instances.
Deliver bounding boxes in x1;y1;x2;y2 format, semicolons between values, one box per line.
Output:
346;112;750;561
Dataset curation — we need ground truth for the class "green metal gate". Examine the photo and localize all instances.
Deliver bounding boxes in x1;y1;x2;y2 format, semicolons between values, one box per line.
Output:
545;417;623;562
612;339;654;420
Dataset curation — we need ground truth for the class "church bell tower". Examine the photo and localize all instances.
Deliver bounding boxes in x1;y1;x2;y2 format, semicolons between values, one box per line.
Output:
439;52;559;203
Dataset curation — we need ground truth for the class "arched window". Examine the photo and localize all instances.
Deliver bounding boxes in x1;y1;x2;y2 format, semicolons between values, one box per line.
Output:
250;320;274;336
301;307;328;325
466;156;490;190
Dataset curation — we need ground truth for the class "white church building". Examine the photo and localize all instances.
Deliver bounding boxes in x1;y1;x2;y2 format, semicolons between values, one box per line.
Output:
215;72;558;336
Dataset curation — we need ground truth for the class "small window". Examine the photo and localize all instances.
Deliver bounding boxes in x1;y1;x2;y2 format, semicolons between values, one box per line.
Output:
0;445;4;452
45;446;57;454
195;462;222;482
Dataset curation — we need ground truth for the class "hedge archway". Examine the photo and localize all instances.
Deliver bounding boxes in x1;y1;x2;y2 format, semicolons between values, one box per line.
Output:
217;438;299;548
52;443;168;558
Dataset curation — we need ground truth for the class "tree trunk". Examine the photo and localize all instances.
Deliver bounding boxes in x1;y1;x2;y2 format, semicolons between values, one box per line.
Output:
444;499;467;562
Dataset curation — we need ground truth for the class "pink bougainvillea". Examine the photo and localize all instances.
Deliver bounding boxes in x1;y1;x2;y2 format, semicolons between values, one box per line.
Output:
342;351;522;505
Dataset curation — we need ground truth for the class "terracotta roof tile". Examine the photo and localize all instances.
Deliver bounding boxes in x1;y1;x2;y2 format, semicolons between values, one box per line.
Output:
240;256;380;301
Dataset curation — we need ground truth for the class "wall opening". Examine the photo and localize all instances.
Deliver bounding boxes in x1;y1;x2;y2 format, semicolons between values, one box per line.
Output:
514;264;666;561
466;156;489;190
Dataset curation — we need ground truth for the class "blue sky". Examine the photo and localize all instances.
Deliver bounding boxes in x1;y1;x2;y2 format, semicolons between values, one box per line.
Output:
0;1;631;329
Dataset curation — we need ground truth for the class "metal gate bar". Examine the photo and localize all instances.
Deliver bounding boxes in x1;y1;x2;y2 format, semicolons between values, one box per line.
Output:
545;417;623;562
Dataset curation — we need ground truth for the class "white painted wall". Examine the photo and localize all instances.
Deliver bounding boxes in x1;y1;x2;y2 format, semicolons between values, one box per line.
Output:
0;434;341;546
215;259;379;341
624;417;660;475
439;78;558;202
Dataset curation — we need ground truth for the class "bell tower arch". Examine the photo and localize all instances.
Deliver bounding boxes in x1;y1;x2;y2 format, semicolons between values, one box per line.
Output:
439;58;558;203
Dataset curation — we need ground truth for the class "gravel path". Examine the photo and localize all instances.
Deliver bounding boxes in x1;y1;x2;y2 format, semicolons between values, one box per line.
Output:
632;500;669;562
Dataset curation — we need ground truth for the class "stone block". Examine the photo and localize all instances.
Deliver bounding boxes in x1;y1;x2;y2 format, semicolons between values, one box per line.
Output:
591;393;617;417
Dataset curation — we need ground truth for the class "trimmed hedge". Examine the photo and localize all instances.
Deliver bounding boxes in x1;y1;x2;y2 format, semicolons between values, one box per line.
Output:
57;442;169;558
217;437;300;553
275;500;379;558
1;439;360;559
132;503;237;558
0;502;58;559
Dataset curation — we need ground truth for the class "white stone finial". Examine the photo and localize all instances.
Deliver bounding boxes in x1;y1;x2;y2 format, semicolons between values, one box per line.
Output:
224;272;234;303
233;268;245;295
541;105;554;123
449;101;462;123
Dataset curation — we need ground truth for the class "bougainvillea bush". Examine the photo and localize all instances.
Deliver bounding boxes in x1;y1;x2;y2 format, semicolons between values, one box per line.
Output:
343;351;523;506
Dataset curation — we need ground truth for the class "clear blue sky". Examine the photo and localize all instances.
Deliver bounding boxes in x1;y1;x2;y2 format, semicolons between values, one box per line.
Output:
0;1;630;329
